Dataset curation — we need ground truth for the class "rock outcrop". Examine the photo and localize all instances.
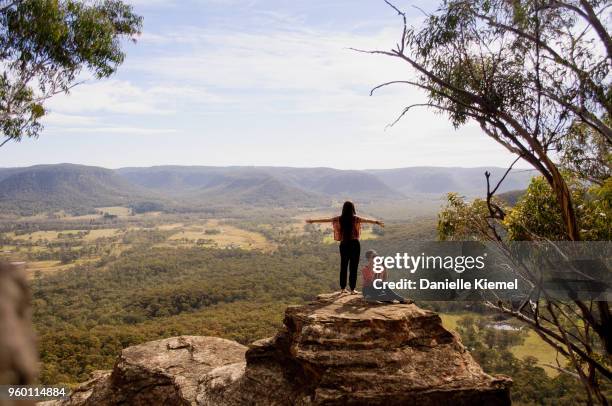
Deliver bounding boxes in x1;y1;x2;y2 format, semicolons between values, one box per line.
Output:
0;261;38;406
45;293;512;405
42;336;246;406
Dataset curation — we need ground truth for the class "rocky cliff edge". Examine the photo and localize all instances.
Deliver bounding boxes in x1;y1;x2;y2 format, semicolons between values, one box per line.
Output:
42;293;512;405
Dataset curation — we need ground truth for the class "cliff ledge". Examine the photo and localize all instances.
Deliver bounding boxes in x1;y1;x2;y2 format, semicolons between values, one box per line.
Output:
43;293;512;405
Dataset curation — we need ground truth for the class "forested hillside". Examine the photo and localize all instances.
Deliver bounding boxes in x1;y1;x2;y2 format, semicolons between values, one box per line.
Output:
0;164;534;216
32;238;333;384
17;216;584;404
366;167;534;196
0;164;153;215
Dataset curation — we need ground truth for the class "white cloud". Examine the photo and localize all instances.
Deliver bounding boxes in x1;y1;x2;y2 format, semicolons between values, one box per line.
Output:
46;80;168;115
31;8;523;169
60;126;178;136
42;113;99;127
118;23;419;123
131;27;406;89
47;22;417;122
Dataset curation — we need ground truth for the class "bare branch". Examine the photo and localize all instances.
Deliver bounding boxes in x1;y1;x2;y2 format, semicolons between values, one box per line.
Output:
0;137;12;148
577;0;612;59
369;80;422;96
541;363;580;379
485;301;612;380
383;0;407;53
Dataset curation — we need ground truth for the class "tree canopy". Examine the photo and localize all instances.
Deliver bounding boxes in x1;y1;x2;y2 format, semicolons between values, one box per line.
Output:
363;0;611;241
0;0;142;147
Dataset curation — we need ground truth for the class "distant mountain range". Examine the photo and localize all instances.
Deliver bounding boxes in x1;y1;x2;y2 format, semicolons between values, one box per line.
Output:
117;166;399;203
366;167;533;196
0;164;153;214
0;164;536;215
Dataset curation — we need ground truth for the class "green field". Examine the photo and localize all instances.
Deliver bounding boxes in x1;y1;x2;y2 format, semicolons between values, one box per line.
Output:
510;328;560;376
440;313;557;376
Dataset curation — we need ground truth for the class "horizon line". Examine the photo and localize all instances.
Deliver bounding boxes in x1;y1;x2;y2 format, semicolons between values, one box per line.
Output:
0;162;539;172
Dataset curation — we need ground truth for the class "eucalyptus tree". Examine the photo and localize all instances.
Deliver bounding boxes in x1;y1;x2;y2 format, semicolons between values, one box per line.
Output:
360;0;610;241
361;1;611;403
0;0;142;147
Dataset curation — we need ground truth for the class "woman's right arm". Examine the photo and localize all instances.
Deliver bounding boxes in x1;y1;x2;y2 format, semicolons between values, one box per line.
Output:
305;217;335;224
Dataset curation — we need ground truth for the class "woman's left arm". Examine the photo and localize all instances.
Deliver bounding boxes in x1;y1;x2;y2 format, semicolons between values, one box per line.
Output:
358;217;384;227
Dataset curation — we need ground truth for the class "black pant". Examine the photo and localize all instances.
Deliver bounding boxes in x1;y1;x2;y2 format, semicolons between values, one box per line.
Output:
339;239;360;290
363;285;406;303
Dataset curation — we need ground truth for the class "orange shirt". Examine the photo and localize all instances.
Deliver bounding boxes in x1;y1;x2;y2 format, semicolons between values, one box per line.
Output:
332;216;362;241
361;264;386;287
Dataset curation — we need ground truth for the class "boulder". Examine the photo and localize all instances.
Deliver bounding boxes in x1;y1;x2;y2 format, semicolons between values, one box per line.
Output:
44;336;246;406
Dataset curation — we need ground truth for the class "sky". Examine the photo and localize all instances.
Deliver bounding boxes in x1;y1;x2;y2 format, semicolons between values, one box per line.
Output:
2;0;530;170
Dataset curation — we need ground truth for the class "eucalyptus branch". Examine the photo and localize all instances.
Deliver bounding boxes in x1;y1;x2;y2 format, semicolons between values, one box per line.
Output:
541;363;580;379
475;12;610;116
383;0;407;54
577;0;612;59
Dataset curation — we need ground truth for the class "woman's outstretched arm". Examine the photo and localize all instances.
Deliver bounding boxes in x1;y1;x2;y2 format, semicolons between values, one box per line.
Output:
305;217;335;224
358;217;384;227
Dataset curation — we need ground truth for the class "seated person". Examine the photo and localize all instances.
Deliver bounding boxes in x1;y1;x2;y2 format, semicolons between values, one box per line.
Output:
361;249;409;304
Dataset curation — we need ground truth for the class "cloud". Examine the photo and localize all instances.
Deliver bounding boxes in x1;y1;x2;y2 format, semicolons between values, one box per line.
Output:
119;22;419;122
47;19;418;122
59;126;178;136
132;26;406;88
42;113;99;127
32;5;522;169
47;80;178;115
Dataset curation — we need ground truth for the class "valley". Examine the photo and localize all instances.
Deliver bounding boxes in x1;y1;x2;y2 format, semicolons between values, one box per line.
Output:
0;206;558;388
0;164;567;401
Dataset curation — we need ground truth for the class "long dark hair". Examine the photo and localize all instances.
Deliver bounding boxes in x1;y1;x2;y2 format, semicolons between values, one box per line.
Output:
340;201;356;240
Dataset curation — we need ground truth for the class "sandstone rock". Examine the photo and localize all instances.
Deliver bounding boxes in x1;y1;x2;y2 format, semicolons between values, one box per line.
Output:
42;370;113;406
215;293;511;405
49;293;512;405
45;336;246;406
0;261;38;406
196;362;246;406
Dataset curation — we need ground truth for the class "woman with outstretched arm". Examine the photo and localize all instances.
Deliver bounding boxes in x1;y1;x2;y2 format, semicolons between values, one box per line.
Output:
306;201;384;294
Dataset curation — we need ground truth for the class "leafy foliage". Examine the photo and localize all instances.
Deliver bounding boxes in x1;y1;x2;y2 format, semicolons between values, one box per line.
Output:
559;118;612;184
504;177;612;241
437;193;501;241
0;0;142;145
438;176;612;242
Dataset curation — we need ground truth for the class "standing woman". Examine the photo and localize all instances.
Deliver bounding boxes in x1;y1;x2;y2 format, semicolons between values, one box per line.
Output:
306;201;384;294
